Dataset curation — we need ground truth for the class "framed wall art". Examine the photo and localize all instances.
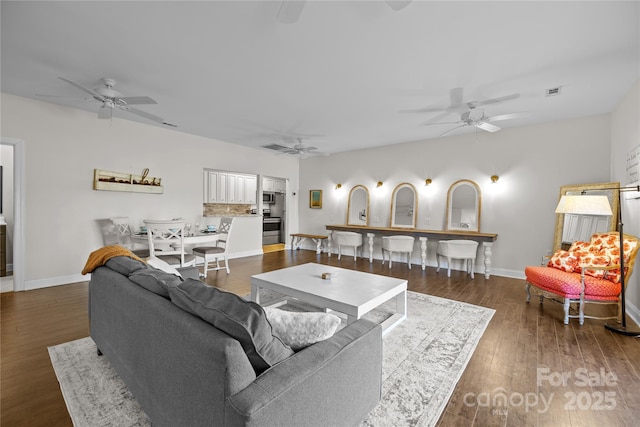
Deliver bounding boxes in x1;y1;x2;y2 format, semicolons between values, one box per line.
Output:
309;190;322;209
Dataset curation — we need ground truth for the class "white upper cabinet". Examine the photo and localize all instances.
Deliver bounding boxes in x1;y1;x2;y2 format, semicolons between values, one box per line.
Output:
204;170;258;204
263;177;285;193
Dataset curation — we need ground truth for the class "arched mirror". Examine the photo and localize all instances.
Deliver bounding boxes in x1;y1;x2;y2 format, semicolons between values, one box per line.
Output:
390;183;418;228
553;182;619;251
446;180;481;231
346;185;370;226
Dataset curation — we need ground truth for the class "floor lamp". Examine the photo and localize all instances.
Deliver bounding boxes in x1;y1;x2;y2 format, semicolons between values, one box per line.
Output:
555;185;640;336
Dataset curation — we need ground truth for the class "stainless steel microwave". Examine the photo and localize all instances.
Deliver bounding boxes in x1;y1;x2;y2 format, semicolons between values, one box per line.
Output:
263;192;275;203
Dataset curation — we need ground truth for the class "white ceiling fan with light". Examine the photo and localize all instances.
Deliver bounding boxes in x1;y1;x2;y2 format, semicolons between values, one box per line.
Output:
262;137;328;158
38;77;176;127
404;87;525;137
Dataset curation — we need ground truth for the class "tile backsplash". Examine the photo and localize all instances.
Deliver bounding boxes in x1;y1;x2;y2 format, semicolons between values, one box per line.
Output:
203;203;253;216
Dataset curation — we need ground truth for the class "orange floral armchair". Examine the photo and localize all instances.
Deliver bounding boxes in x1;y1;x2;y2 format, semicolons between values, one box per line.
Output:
525;232;639;325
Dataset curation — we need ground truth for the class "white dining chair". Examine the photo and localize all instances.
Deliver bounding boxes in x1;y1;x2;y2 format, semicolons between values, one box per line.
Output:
143;219;195;267
110;216;150;258
192;217;234;277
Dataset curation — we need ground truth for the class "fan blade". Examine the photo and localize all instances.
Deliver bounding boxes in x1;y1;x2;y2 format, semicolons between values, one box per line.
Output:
119;96;157;105
123;107;165;124
471;93;520;108
423;120;461;127
485;112;528;122
386;0;412;11
477;122;501;133
277;0;307;24
59;77;104;101
440;124;468;137
97;104;112;120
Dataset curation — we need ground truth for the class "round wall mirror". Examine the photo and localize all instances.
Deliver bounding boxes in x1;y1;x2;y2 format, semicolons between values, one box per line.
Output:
390;182;417;228
446;180;481;231
346;185;370;226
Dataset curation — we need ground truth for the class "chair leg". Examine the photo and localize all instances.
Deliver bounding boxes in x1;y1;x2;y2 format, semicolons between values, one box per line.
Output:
563;298;570;325
202;256;208;278
525;283;531;302
388;251;393;269
224;254;230;274
338;246;342;261
407;252;411;270
447;257;452;277
436;255;441;273
469;258;475;279
353;246;357;261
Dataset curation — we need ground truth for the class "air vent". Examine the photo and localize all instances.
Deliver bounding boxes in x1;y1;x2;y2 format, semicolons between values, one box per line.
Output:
546;86;562;97
262;144;289;151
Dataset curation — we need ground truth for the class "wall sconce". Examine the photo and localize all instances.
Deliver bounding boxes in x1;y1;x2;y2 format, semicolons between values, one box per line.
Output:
425;178;433;186
335;183;342;190
376;181;383;188
491;175;499;184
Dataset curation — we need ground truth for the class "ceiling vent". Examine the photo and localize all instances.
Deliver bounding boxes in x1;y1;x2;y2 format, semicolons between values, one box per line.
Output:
262;144;289;152
546;86;562;97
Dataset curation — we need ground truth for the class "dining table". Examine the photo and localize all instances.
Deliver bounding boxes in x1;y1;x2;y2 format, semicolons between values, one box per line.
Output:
131;230;220;250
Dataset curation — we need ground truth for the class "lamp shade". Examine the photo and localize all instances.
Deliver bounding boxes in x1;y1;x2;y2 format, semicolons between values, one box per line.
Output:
555;195;613;216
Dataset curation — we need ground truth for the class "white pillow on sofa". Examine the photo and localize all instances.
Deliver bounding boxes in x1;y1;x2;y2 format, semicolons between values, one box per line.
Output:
146;256;182;277
263;307;342;351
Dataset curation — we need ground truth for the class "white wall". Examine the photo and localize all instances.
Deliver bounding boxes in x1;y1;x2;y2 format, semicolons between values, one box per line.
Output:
298;114;612;278
610;79;640;321
0;93;300;289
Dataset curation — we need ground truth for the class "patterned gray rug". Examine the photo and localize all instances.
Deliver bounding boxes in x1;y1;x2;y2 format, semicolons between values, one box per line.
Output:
49;291;494;426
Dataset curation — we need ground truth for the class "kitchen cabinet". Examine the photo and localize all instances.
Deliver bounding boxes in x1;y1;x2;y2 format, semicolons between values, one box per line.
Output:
262;177;285;193
204;170;257;204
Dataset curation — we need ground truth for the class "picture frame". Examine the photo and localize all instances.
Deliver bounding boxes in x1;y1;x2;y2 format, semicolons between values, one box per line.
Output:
309;189;322;209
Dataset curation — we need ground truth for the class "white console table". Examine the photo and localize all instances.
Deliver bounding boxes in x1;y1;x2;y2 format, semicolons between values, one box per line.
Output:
325;224;498;279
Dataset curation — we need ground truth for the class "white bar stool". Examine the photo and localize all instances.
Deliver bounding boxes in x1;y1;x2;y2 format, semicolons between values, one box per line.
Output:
333;231;363;261
382;236;415;269
436;240;479;278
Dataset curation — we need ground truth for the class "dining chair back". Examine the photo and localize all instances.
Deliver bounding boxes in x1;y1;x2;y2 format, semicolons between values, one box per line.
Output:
143;219;195;267
192;217;234;277
110;216;150;258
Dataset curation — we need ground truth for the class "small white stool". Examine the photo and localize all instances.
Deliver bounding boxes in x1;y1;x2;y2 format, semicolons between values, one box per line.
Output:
382;236;415;269
333;231;363;261
436;240;479;278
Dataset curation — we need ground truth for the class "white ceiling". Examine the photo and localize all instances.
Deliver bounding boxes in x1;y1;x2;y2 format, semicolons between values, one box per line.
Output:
2;1;638;155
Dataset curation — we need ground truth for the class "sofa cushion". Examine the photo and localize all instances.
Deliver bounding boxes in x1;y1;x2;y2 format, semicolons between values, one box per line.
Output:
169;279;294;374
263;307;342;351
146;256;182;277
525;266;621;301
130;268;183;298
105;255;148;276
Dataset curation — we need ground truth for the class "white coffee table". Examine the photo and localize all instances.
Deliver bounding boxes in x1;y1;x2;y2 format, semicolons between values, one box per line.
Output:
251;263;407;335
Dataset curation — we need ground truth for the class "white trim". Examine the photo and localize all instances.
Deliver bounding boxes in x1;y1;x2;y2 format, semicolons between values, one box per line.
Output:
26;274;88;291
1;137;25;292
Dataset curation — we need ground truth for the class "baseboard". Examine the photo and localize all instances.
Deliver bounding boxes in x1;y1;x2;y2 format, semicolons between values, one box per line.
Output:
626;301;640;327
23;250;266;291
26;273;88;291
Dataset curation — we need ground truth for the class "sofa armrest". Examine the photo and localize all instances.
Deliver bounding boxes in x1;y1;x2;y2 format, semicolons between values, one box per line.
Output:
225;319;382;427
177;266;200;280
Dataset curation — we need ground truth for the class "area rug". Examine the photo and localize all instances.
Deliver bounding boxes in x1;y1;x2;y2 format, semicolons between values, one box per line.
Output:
48;291;494;427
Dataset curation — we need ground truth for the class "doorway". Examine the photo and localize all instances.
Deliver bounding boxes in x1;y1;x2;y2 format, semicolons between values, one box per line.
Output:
1;137;25;292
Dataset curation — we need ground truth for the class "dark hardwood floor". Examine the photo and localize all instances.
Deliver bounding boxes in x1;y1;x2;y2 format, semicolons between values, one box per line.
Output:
2;250;639;426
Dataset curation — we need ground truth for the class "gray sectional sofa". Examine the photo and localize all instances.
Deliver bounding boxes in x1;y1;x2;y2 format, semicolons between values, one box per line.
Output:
88;257;383;426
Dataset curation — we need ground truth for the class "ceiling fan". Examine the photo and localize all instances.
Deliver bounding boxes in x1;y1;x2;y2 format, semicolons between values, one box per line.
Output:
277;0;412;24
425;108;527;137
39;77;176;127
281;138;328;157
